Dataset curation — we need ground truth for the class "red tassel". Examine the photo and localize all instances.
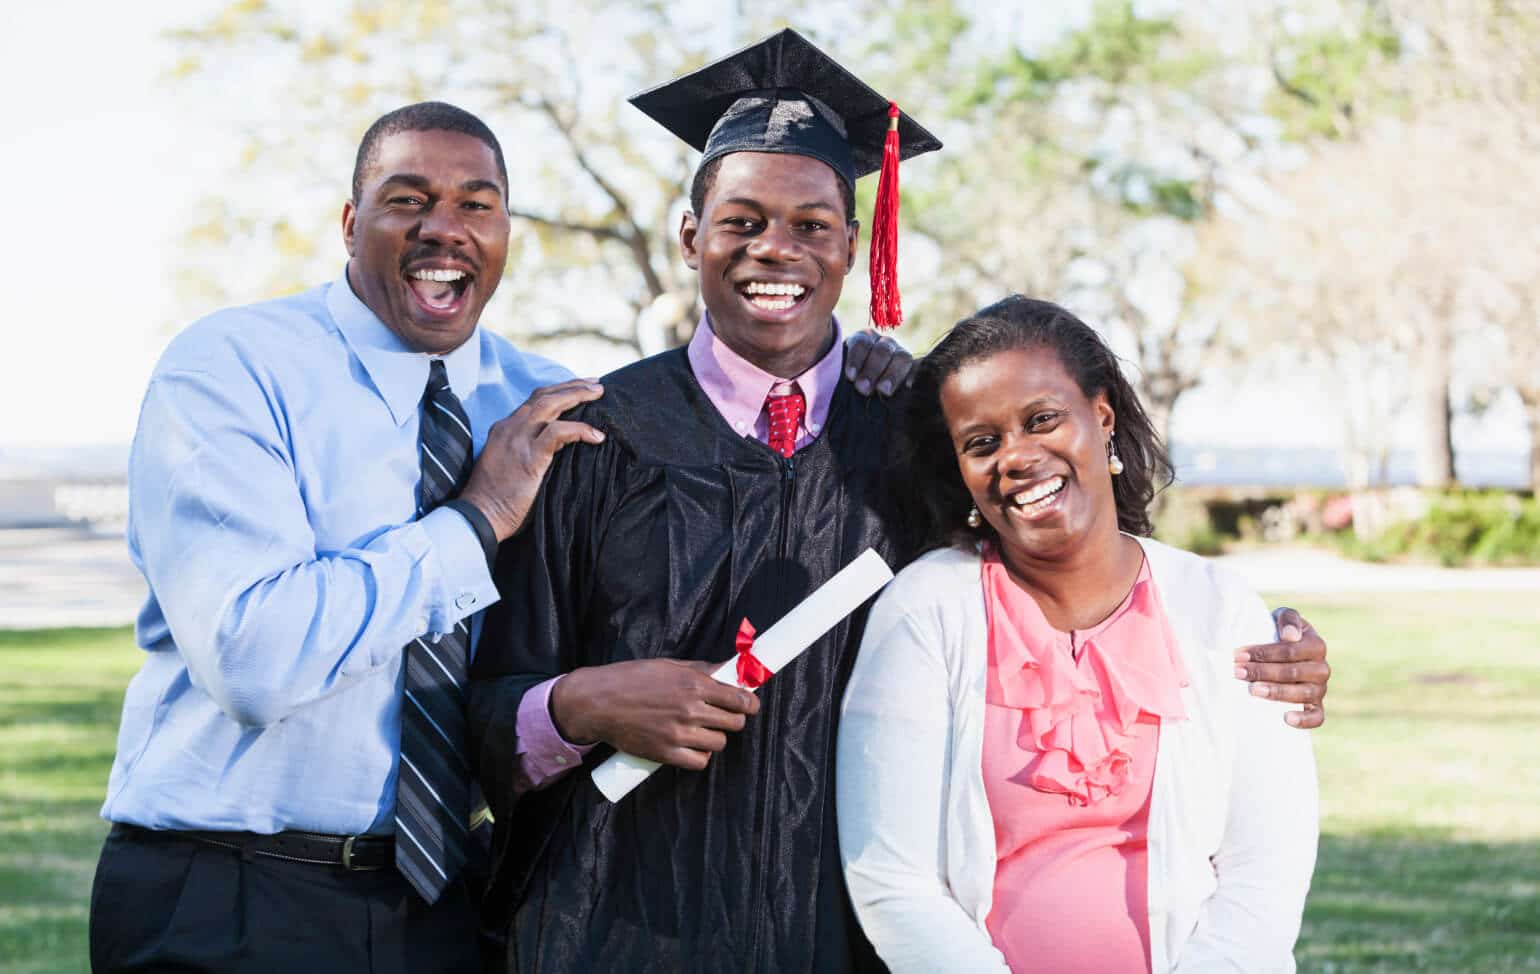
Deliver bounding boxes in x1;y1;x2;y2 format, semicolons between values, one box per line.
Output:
868;102;903;331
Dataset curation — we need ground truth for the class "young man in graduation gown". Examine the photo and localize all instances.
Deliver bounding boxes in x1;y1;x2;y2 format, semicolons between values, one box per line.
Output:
470;30;1333;973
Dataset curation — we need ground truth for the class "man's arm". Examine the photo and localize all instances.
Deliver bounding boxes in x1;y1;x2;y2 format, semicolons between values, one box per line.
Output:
1234;607;1331;728
131;359;600;729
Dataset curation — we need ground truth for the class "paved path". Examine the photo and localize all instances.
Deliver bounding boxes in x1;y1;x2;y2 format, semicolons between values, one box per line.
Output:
0;528;145;629
1213;546;1540;594
2;529;1537;630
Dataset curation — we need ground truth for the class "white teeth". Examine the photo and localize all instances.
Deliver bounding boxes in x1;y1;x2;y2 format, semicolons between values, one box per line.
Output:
743;281;806;297
750;296;796;311
409;268;467;283
1013;477;1066;508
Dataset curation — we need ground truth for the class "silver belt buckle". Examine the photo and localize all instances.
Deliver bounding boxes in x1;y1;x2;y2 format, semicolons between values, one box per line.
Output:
341;835;362;870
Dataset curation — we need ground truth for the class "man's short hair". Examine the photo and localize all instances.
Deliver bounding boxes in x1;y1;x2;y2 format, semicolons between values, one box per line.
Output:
352;101;509;204
689;154;856;225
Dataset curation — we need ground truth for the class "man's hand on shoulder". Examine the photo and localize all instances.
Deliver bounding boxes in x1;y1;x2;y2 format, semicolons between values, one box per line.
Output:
459;378;606;541
1235;607;1330;729
844;330;912;397
549;659;760;771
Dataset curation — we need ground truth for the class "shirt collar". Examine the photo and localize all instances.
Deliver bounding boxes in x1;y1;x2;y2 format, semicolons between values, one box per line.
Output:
686;312;844;436
326;270;482;427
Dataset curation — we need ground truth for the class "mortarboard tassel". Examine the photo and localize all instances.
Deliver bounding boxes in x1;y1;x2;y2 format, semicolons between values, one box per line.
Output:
868;102;903;330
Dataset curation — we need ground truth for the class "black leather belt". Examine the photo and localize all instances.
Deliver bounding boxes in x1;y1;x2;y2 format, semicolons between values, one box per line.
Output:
115;823;394;871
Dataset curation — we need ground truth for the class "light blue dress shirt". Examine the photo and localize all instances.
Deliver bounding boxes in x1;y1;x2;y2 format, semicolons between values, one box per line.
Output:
102;275;572;835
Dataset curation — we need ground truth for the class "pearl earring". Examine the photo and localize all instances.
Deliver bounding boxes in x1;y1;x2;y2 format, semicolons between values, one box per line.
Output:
967;506;982;528
1107;435;1125;476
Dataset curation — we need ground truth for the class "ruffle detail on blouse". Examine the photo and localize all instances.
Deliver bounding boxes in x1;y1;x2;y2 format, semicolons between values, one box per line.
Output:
982;547;1190;807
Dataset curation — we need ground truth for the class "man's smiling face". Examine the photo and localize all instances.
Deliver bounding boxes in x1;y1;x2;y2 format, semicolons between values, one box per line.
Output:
680;151;858;377
342;128;510;355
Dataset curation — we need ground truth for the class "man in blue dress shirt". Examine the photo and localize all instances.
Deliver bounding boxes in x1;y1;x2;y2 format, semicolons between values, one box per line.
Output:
86;102;612;973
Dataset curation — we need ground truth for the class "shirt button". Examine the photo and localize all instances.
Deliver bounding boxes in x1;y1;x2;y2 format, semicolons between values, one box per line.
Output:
736;421;747;432
455;593;477;611
554;755;569;767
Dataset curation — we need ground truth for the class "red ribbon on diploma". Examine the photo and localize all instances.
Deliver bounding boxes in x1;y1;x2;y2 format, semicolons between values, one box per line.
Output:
735;618;774;690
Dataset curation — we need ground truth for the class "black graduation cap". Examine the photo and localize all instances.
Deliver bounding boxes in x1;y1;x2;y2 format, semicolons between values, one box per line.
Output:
629;28;943;329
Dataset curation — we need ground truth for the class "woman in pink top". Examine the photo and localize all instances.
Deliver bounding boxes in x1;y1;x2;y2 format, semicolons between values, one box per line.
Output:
836;296;1318;972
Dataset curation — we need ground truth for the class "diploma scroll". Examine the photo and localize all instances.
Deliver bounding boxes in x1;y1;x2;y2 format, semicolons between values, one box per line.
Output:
590;548;894;802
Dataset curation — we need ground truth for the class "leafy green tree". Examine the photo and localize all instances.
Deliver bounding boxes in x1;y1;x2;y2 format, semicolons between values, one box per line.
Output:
1248;0;1540;489
900;0;1272;446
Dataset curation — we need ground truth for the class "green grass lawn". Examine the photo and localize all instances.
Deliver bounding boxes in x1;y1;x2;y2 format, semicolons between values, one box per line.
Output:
1277;591;1540;972
2;594;1538;972
0;628;140;974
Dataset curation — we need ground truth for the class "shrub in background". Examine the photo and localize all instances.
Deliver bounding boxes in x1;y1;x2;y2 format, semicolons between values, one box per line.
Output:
1332;490;1540;567
1153;489;1229;555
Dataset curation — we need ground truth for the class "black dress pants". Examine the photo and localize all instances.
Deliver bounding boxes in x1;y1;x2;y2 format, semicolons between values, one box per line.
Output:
89;824;482;973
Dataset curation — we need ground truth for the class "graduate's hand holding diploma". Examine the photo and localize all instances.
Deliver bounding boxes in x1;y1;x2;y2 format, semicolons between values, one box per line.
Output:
590;549;894;801
550;659;760;771
460;378;607;540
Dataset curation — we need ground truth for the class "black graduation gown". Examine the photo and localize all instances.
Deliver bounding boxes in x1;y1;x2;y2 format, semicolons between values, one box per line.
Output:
470;347;899;973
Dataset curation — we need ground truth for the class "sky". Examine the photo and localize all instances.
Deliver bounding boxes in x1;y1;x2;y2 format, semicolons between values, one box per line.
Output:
0;0;1527;462
2;0;229;449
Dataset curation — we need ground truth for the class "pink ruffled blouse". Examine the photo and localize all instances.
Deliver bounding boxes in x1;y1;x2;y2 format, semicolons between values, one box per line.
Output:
980;547;1189;973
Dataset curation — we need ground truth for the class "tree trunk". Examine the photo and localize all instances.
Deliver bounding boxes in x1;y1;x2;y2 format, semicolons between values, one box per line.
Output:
1138;365;1188;459
1413;340;1456;488
1144;393;1177;459
1522;390;1540;495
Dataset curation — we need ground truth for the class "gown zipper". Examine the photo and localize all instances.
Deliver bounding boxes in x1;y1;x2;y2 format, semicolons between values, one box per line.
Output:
749;452;797;970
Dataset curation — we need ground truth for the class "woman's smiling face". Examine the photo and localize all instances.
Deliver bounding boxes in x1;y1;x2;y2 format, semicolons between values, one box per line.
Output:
939;344;1119;564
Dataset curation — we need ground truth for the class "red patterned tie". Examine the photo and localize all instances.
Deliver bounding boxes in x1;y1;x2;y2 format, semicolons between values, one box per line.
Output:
765;391;806;459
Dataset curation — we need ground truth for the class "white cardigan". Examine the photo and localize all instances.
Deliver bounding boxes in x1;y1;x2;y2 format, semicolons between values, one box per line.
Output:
836;538;1318;973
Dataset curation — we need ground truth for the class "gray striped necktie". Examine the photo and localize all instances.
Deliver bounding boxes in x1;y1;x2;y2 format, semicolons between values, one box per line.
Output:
395;358;474;904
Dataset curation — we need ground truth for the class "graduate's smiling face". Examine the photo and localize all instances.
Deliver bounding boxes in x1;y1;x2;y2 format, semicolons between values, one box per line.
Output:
940;345;1118;563
343;129;510;355
681;152;858;376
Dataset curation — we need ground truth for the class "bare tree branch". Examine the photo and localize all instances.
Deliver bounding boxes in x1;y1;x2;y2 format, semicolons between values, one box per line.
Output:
507;207;628;242
517;326;643;354
1268;43;1319;106
530;95;667;299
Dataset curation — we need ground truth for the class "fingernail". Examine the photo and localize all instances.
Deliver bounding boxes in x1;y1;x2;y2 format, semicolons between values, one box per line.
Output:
1250;684;1271;698
1282;625;1301;641
845;367;857;380
877;381;893;396
1234;666;1249;680
1285;712;1302;727
1233;650;1251;663
592;430;606;442
857;380;872;395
